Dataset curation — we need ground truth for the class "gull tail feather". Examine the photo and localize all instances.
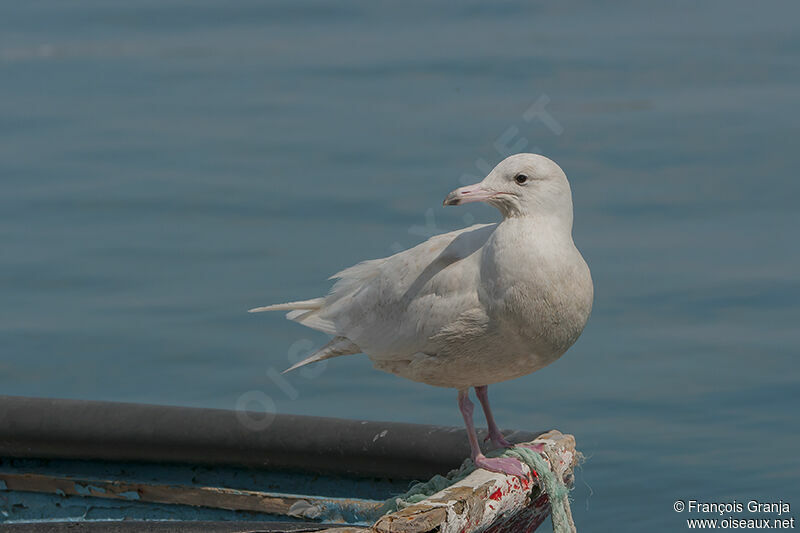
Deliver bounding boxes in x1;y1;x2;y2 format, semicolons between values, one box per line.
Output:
248;298;325;313
284;336;360;374
249;297;336;334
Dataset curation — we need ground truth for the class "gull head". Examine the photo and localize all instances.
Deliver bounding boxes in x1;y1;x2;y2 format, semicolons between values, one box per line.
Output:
443;153;573;222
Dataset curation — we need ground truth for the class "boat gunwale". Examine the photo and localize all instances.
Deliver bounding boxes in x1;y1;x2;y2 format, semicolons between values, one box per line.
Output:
0;395;542;480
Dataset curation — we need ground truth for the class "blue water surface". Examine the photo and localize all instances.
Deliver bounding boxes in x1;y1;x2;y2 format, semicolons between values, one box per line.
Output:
1;1;799;530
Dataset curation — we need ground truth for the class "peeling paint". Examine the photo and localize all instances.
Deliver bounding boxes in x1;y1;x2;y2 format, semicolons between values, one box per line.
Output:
74;484;107;496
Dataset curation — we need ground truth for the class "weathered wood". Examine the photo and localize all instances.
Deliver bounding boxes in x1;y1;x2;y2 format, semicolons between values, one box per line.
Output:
0;523;370;533
372;430;578;533
0;472;382;520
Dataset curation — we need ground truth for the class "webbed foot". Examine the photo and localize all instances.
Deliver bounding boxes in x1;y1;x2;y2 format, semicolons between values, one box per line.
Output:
473;453;527;479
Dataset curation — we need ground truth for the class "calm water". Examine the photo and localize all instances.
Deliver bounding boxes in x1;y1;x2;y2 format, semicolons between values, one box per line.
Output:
2;1;799;530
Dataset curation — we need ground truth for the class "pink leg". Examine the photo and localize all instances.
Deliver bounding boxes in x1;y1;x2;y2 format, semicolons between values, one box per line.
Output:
475;385;545;454
474;385;513;448
458;389;526;478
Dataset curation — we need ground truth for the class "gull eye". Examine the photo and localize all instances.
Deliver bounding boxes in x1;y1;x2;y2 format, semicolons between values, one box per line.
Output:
514;174;529;185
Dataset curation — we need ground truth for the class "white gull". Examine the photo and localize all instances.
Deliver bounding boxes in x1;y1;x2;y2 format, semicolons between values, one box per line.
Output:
250;153;593;477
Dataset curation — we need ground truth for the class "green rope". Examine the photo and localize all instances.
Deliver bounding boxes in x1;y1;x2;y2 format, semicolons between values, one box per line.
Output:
378;445;575;533
501;446;573;532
